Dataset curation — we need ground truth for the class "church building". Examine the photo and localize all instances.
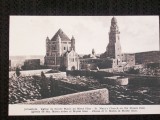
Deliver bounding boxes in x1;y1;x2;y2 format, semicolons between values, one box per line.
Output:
100;17;123;68
44;29;79;70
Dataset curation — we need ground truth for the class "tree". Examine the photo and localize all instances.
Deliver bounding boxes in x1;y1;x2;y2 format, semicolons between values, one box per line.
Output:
126;67;139;74
49;76;59;97
41;71;46;78
15;67;21;77
39;71;49;98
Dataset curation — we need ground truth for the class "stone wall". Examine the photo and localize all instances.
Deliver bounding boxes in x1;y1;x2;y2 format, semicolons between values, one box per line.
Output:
67;70;114;79
23;59;40;70
9;69;51;78
67;70;160;86
44;72;67;79
21;88;109;105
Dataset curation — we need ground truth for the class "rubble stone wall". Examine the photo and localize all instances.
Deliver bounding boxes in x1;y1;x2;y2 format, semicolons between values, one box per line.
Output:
9;69;52;78
22;88;109;105
45;72;67;79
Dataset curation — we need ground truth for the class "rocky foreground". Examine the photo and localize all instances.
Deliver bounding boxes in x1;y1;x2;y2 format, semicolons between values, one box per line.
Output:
9;74;160;104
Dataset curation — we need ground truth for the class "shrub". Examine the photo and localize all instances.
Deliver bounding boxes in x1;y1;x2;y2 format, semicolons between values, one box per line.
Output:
16;67;21;77
126;67;139;74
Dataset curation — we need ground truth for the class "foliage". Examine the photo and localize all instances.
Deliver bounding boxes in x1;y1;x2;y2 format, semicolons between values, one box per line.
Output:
39;71;50;98
15;67;21;77
59;65;66;71
49;76;59;97
126;67;139;74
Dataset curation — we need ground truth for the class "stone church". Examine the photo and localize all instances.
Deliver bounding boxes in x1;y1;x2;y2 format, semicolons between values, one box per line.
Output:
44;29;79;70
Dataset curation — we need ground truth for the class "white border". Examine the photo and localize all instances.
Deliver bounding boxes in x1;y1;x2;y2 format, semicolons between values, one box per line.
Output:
9;105;160;115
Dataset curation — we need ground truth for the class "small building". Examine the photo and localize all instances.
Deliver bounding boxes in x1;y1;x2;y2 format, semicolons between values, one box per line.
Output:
22;59;40;70
63;49;80;70
80;58;102;70
122;53;135;67
80;49;102;70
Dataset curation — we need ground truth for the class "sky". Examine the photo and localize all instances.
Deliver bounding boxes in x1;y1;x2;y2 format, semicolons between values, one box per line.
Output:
10;16;159;56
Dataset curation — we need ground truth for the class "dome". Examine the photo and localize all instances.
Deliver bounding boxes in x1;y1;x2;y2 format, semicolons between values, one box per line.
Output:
111;16;117;23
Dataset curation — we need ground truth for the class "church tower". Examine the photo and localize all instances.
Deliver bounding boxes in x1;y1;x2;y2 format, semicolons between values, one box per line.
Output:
71;36;75;51
106;17;122;60
56;35;62;56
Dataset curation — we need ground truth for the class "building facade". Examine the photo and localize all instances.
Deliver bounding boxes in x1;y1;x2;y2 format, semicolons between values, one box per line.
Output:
44;29;79;70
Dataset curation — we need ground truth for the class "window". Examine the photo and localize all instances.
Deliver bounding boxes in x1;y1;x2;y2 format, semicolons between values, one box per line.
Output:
64;47;66;50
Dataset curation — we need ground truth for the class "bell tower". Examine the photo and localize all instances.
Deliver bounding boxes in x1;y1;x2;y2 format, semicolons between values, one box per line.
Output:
106;17;122;59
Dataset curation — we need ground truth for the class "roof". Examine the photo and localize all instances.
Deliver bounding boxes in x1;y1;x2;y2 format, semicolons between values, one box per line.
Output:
63;51;71;57
51;29;71;41
63;49;79;57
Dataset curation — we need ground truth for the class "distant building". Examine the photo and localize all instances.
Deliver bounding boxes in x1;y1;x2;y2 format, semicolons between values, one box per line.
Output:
122;53;135;67
22;59;40;70
83;49;97;59
44;29;79;70
80;49;102;70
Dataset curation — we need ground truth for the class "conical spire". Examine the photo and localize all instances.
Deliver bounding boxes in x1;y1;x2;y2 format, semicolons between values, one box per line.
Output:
71;35;75;51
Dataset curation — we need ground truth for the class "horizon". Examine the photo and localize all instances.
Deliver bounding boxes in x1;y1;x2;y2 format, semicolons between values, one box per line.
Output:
9;50;160;58
10;16;159;56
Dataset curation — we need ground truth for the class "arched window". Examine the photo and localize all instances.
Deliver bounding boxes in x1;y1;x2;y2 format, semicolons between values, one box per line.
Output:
71;66;75;70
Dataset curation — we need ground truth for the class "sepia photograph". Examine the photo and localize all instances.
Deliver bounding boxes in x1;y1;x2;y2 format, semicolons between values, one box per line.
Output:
9;16;160;115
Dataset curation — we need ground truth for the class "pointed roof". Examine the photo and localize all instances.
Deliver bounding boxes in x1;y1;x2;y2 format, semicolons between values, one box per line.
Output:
51;29;71;41
63;51;71;57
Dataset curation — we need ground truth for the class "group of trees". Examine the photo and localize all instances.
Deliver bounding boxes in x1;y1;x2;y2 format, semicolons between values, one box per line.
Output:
39;71;59;98
15;68;59;99
125;67;140;74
